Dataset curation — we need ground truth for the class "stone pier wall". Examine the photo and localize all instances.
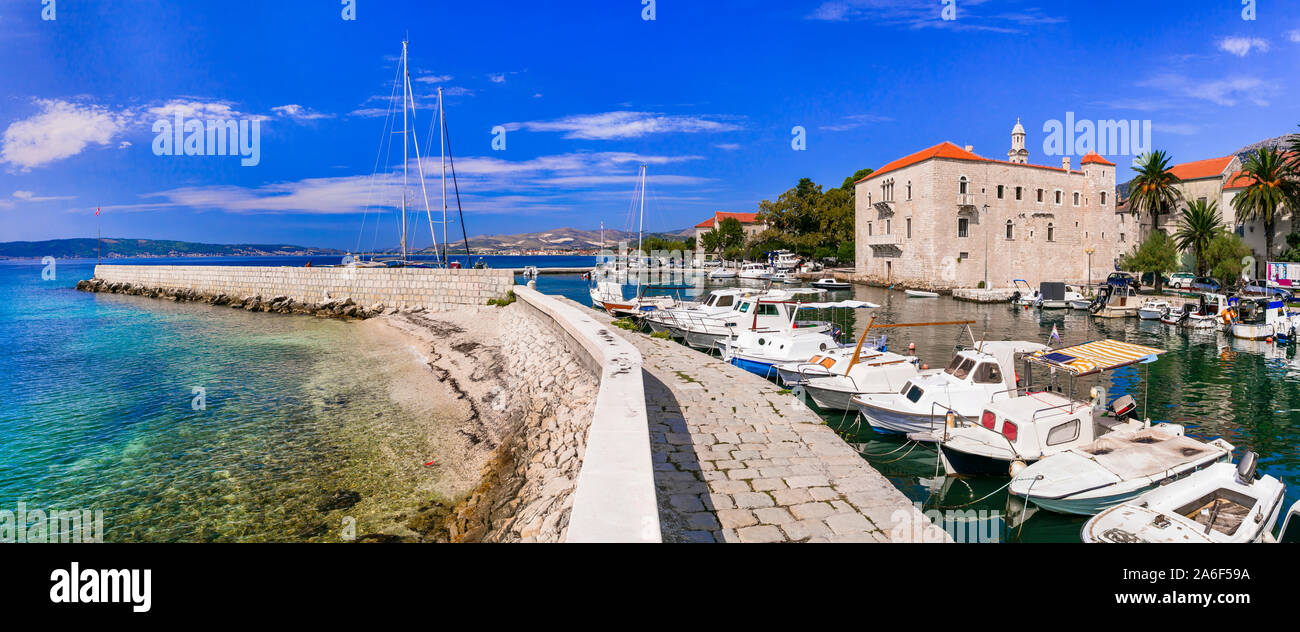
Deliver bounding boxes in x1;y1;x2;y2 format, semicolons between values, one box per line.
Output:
92;264;513;311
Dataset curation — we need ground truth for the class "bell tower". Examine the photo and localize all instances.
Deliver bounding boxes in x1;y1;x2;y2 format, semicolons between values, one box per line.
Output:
1008;118;1028;164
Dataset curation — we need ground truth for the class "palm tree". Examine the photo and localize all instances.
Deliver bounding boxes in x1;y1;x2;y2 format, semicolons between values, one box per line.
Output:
1231;146;1300;268
1173;199;1224;275
1127;150;1183;232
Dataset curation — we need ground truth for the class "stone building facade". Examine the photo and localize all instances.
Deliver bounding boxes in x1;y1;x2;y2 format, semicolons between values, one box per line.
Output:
854;124;1128;289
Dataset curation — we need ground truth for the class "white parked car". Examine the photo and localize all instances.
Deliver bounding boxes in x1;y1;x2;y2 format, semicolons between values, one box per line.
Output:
1168;272;1195;289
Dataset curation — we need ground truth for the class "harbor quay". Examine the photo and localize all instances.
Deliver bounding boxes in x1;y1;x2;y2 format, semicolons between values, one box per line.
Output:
574;299;948;543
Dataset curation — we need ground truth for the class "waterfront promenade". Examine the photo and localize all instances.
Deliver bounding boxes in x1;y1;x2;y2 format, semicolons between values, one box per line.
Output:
572;299;947;543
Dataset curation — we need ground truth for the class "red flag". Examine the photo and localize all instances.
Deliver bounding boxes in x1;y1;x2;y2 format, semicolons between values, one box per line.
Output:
95;207;101;216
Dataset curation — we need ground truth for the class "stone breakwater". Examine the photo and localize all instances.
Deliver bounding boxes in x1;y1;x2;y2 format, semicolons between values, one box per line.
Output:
383;304;599;542
88;264;514;312
77;276;393;319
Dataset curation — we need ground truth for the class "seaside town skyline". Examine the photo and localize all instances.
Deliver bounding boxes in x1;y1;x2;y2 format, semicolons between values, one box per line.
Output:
3;1;1300;251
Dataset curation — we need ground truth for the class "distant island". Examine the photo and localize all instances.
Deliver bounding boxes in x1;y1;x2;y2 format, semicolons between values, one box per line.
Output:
1;227;696;260
0;238;346;260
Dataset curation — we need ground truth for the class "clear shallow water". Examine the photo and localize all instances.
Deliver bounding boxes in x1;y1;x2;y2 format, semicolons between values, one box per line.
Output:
537;274;1300;542
0;258;512;542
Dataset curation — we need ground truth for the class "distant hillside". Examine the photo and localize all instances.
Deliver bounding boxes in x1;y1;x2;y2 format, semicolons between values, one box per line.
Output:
0;238;345;259
419;226;694;252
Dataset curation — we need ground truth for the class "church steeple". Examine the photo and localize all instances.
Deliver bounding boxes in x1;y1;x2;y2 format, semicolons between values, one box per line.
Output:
1008;118;1028;164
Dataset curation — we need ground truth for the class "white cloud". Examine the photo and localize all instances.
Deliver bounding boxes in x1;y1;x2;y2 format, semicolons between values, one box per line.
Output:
1135;73;1274;107
714;143;742;151
1218;36;1270;56
12;190;75;202
272;104;334;121
1288;30;1300;43
508;111;742;140
1;99;126;170
807;0;1062;32
414;73;453;84
488;73;506;84
819;113;893;132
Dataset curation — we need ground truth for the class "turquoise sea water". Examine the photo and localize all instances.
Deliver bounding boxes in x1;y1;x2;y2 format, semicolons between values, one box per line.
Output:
0;257;587;542
539;273;1300;542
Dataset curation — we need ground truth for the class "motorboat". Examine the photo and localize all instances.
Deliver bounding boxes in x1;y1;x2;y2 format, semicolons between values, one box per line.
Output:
771;250;801;271
1016;281;1084;309
1160;301;1190;326
677;288;825;351
851;340;1049;437
925;339;1166;477
905;289;940;298
738;263;774;280
718;299;877;378
1136;299;1170;320
795;319;974;410
1069;297;1093;310
589;280;625;311
1009;423;1233;515
773;342;888;387
1183;293;1231;330
1088;284;1140;318
1229;296;1298;341
1010;279;1035;308
811;277;852;291
707;265;737;280
642;288;751;336
1082;452;1299;543
594;282;680;318
770;270;801;284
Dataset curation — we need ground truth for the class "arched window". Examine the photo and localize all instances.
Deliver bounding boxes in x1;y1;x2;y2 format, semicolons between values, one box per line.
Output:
1054;190;1063;205
1005;220;1014;240
1047;222;1055;241
906;181;912;200
959;176;969;195
1101;191;1108;205
1073;192;1081;206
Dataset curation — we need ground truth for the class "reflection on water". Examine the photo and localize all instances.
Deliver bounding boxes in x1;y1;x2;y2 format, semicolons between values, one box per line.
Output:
539;274;1300;542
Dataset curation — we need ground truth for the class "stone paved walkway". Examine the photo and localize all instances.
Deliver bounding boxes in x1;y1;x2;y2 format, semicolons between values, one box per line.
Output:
574;301;949;543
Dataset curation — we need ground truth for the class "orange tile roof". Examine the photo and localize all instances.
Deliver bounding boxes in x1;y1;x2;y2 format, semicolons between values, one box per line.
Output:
1168;156;1234;181
695;211;761;229
1081;152;1115;166
858;142;987;183
1224;171;1258;190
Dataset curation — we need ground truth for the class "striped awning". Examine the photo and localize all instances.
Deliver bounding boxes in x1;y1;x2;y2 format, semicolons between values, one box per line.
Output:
1028;339;1166;376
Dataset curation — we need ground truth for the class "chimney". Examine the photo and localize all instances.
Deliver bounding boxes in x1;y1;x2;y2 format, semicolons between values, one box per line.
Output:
965;145;974;153
1062;156;1071;170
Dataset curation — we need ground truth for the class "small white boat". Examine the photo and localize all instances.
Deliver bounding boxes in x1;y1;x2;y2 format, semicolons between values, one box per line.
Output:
642;288;751;337
718;299;878;378
677;288;825;350
1136;299;1170;320
905;289;939;298
852;340;1049;436
1090;284;1140;318
1009;424;1233;515
928;339;1166;477
1083;452;1299;543
811;277;852;291
1230;296;1299;340
738;263;774;280
1069;298;1093;310
771;250;801;271
1160;301;1189;326
1183;293;1230;330
770;270;801;284
707;266;737;280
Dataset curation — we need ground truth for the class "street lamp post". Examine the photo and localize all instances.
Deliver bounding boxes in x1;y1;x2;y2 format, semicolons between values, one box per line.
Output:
1085;247;1095;290
982;204;989;289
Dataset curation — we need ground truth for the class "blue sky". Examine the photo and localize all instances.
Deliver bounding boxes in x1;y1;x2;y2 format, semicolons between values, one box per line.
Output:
1;0;1298;250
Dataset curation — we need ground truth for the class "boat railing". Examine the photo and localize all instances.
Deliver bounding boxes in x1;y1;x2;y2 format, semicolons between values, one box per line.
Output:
936;402;1023;460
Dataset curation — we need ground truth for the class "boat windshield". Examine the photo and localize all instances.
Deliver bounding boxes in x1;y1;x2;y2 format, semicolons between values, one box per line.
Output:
946;356;976;379
899;382;924;403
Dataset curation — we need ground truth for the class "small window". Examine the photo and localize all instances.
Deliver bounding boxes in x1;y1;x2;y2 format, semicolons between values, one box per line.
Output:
716;295;733;307
905;384;924;403
868;222;873;236
1047;223;1055;242
958;217;969;238
952;358;976;379
907;182;912;200
1015;186;1023;200
1101;191;1107;205
739;302;751;313
886;219;891;234
997;185;1005;199
943;356;964;374
1055;190;1063;204
1036;188;1044;202
1046;420;1081;446
973;363;1003;384
756;303;778;316
1005;221;1014;240
959;176;969;195
1073;192;1081;206
906;218;912;238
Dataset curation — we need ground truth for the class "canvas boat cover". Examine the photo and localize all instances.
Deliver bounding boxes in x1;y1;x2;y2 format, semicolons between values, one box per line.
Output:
1039;282;1066;301
1015;427;1229;499
1028;339;1165;376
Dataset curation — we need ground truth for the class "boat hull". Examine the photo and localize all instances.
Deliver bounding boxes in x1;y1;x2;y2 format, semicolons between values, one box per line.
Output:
1022;488;1154;516
1137;309;1165;320
857;403;943;436
804;383;857;411
938;445;1029;477
729;355;779;378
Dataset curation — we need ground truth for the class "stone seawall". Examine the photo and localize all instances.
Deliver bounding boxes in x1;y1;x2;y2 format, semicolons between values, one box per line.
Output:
90;264;514;312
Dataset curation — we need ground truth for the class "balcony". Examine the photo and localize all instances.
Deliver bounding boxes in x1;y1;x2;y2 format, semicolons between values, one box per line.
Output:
873;200;894;215
865;233;902;246
957;194;977;210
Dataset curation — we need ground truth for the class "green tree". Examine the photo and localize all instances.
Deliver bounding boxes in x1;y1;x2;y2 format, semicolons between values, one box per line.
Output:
1118;230;1178;292
1172;199;1224;275
1231;146;1300;266
841;168;874;191
684;236;696;252
1205;232;1252;286
1128;151;1183;228
700;229;722;255
717;217;747;252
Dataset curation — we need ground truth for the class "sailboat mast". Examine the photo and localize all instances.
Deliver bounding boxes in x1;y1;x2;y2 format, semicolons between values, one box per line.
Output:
439;87;448;265
637;164;646;257
400;40;409;263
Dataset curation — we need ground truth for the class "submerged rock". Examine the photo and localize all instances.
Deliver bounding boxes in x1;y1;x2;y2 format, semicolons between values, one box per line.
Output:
317;490;362;512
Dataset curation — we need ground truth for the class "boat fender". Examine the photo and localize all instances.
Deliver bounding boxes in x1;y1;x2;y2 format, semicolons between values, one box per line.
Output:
1236;451;1259;484
945;411;956;429
1008;460;1028;478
